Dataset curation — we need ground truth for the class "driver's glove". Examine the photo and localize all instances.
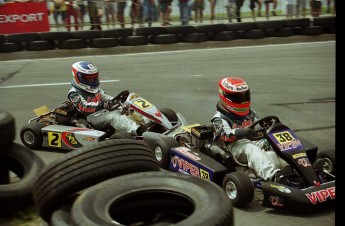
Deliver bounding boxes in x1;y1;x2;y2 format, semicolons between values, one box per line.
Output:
235;128;255;139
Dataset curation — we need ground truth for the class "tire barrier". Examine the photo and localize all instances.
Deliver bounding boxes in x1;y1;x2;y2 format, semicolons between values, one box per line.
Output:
32;139;161;222
0;16;335;53
48;172;234;226
0;110;46;215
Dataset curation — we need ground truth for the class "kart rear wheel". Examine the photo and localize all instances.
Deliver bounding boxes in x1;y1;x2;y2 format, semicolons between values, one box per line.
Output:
315;149;335;175
151;108;178;133
222;171;254;207
20;122;45;150
153;137;179;169
109;131;133;140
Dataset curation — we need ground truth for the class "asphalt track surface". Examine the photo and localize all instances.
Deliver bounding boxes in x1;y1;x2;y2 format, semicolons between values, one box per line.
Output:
0;34;336;225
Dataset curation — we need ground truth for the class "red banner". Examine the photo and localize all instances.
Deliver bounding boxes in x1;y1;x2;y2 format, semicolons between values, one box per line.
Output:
0;2;50;34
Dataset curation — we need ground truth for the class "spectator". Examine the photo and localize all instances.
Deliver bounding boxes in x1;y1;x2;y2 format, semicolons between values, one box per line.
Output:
52;0;67;31
210;77;282;181
159;0;170;26
105;0;117;28
88;0;102;30
178;0;190;25
76;0;86;29
295;0;306;18
193;0;204;23
142;0;158;27
117;0;127;28
208;0;216;23
310;0;321;17
249;0;262;21
130;0;142;27
234;0;243;22
224;0;236;23
65;0;80;31
264;0;277;20
286;0;293;18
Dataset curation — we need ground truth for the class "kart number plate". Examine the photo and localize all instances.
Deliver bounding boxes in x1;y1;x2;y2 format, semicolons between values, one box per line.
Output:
269;129;303;152
132;98;153;110
47;132;62;148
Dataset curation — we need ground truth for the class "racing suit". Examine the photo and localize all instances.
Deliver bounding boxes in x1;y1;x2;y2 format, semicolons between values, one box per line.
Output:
211;101;280;181
68;86;141;135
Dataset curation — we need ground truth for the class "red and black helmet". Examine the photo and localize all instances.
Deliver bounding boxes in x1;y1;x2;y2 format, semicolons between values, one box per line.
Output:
218;77;251;116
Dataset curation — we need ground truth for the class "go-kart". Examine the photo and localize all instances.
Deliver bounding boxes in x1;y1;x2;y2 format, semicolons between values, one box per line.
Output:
20;90;184;151
143;115;335;212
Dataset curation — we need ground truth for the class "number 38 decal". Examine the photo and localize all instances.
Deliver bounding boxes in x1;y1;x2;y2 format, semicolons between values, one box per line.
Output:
273;131;294;144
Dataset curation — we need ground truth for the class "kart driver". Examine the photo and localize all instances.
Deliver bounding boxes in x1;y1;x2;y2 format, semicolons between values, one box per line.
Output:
210;77;281;181
67;61;146;135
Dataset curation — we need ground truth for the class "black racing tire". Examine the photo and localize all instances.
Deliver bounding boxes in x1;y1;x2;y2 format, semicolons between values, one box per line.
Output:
239;29;266;39
283;18;310;28
194;24;225;34
265;27;296;37
50;194;79;226
7;32;40;43
135;27;167;36
224;22;256;31
109;131;133;139
20;122;45;150
25;40;56;51
120;36;149;46
180;33;209;43
164;25;196;35
153;137;179;169
294;26;324;36
57;39;88;49
255;20;285;30
160;108;178;123
70;171;234;226
211;31;239;41
33;139;160;222
222;171;254;207
150;34;179;44
71;30;102;40
151;108;178;133
0;142;45;215
0;43;23;53
0;35;4;45
89;38;119;48
0;110;16;148
39;31;73;41
314;149;335;175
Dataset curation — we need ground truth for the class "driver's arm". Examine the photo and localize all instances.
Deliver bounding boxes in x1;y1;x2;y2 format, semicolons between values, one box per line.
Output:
68;91;104;114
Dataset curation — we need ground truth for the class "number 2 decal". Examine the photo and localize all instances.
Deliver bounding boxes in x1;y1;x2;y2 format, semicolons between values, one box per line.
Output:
133;98;153;110
48;132;62;147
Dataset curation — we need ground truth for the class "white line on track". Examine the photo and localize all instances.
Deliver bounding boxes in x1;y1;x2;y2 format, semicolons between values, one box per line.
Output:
0;79;120;89
2;41;335;63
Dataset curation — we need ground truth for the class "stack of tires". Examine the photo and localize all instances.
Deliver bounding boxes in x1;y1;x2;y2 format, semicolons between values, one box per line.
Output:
31;138;234;225
0;110;46;215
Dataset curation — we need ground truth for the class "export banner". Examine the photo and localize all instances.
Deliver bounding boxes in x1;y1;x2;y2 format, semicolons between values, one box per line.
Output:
0;1;50;34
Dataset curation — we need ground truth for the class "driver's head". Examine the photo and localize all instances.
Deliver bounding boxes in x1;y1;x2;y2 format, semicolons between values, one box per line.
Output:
218;77;251;116
71;61;100;93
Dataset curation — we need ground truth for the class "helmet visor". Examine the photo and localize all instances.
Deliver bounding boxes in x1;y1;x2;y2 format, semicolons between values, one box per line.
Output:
77;72;99;87
223;90;250;104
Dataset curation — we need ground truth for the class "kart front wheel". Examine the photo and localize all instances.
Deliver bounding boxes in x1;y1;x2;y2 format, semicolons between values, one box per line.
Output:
153;137;179;169
20;122;45;150
222;171;254;207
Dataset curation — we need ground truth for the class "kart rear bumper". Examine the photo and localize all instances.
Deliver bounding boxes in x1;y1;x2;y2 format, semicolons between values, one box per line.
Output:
262;181;335;211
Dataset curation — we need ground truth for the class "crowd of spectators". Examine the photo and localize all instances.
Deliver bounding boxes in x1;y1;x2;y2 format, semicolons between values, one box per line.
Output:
0;0;336;31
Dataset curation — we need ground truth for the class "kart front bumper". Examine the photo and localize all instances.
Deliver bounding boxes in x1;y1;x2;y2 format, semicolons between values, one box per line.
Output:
261;180;335;211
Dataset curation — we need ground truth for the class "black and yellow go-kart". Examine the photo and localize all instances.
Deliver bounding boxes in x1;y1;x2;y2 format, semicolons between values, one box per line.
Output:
144;116;335;212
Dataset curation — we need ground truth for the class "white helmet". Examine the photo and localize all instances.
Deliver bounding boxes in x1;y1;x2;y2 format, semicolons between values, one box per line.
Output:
71;61;100;93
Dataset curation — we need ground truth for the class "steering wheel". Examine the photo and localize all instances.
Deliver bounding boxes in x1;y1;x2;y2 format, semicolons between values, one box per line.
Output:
247;115;280;140
108;90;130;111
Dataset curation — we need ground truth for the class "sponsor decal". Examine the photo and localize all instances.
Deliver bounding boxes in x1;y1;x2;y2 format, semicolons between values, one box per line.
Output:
297;157;311;167
292;153;307;159
171;156;202;178
270;184;291;193
174;147;201;161
62;132;83;149
269;196;284;207
82;137;96;141
270;130;303;152
306;186;335;204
